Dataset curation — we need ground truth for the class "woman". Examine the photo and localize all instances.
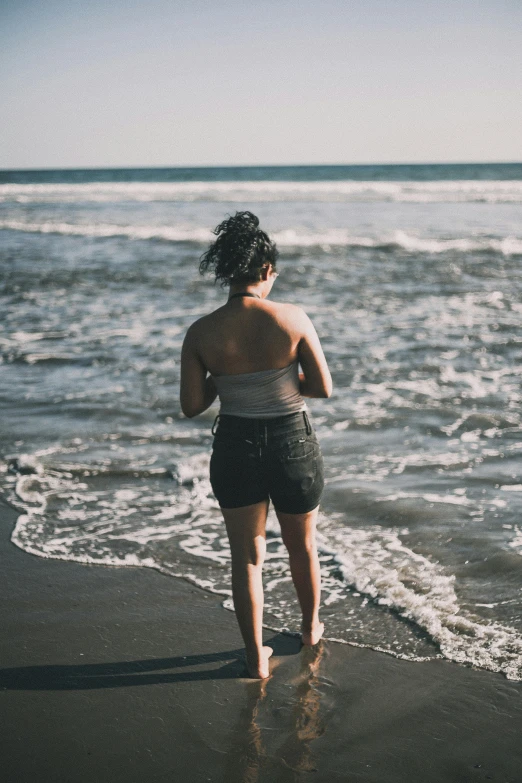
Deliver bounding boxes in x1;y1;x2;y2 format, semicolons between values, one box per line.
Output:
180;212;332;679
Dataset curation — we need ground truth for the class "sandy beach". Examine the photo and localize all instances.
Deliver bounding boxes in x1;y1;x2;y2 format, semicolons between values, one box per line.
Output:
1;495;521;783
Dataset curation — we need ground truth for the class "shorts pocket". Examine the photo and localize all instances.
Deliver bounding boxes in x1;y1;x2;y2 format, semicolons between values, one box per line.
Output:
275;438;319;492
210;436;257;474
267;433;325;514
278;435;318;462
209;437;260;506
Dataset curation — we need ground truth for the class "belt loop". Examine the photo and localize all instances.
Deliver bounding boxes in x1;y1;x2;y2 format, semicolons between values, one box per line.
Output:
303;410;312;435
211;414;220;436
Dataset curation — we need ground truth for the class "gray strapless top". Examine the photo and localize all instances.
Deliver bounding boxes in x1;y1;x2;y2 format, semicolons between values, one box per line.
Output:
212;362;306;418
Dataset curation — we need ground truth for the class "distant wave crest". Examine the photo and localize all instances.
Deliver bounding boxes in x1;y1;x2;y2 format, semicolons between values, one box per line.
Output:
1;179;522;204
2;219;521;256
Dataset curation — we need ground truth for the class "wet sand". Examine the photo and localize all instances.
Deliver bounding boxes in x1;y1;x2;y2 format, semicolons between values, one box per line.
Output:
1;495;521;783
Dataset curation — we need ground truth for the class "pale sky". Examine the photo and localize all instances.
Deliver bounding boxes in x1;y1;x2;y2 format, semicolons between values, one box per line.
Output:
1;0;521;168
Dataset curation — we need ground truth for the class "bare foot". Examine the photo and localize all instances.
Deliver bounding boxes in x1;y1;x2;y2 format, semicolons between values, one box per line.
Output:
302;622;324;646
246;646;273;679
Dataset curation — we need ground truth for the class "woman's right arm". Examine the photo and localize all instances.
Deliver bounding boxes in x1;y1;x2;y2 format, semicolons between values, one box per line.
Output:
296;309;332;398
179;324;218;418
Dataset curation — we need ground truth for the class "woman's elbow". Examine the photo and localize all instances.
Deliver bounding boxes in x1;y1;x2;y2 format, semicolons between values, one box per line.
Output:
309;383;332;399
180;397;201;418
320;376;333;398
300;376;333;399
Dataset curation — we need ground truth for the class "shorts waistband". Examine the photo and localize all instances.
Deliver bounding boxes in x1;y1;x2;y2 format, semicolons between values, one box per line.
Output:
212;410;312;438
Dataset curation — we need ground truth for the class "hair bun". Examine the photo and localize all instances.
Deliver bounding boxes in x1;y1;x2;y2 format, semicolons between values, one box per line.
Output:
200;211;278;287
213;211;259;237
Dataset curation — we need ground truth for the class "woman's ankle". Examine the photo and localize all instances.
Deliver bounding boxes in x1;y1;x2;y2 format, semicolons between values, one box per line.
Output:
301;621;324;646
245;643;265;663
301;616;321;632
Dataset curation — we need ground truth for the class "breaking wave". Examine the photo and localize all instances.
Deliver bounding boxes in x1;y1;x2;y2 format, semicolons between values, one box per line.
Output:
1;219;521;256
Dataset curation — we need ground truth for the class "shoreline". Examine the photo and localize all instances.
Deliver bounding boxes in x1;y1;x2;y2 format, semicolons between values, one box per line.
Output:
1;495;521;783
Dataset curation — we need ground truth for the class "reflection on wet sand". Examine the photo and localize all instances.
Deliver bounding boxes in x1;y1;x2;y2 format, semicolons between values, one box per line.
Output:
224;642;327;782
279;641;327;775
240;678;268;783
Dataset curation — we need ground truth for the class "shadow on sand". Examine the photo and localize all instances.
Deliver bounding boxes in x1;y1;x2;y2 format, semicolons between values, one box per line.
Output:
0;632;305;690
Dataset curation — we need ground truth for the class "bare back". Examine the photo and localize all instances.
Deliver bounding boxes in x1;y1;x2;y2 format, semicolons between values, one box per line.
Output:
180;295;331;418
191;298;304;376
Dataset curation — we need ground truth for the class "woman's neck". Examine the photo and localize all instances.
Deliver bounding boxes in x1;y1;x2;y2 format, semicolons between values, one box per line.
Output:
228;283;266;300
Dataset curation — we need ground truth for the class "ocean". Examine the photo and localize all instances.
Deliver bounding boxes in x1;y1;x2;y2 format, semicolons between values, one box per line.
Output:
1;163;521;680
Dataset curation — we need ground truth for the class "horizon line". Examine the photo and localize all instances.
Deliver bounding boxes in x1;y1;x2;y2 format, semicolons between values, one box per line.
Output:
1;160;521;173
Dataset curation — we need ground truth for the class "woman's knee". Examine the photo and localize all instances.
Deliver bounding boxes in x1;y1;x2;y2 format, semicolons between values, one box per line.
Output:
284;536;316;560
229;533;266;568
280;524;316;556
223;500;268;567
277;510;318;556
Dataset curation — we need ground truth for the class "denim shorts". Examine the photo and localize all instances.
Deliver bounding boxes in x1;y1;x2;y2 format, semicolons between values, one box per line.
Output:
209;411;324;514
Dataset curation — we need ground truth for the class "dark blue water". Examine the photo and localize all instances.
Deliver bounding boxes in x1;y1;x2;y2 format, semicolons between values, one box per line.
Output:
1;162;521;184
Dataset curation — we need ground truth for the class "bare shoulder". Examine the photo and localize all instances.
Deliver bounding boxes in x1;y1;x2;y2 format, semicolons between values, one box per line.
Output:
182;313;212;348
267;300;312;331
184;304;227;335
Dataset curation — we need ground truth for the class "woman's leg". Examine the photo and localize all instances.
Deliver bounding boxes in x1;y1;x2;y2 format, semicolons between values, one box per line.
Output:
275;506;324;645
222;499;273;678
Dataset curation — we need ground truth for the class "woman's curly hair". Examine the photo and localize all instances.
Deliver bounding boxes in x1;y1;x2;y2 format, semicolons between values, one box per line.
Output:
199;211;278;286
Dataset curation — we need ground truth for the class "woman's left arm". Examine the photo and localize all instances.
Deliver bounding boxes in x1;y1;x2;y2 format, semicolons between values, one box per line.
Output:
180;325;217;418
